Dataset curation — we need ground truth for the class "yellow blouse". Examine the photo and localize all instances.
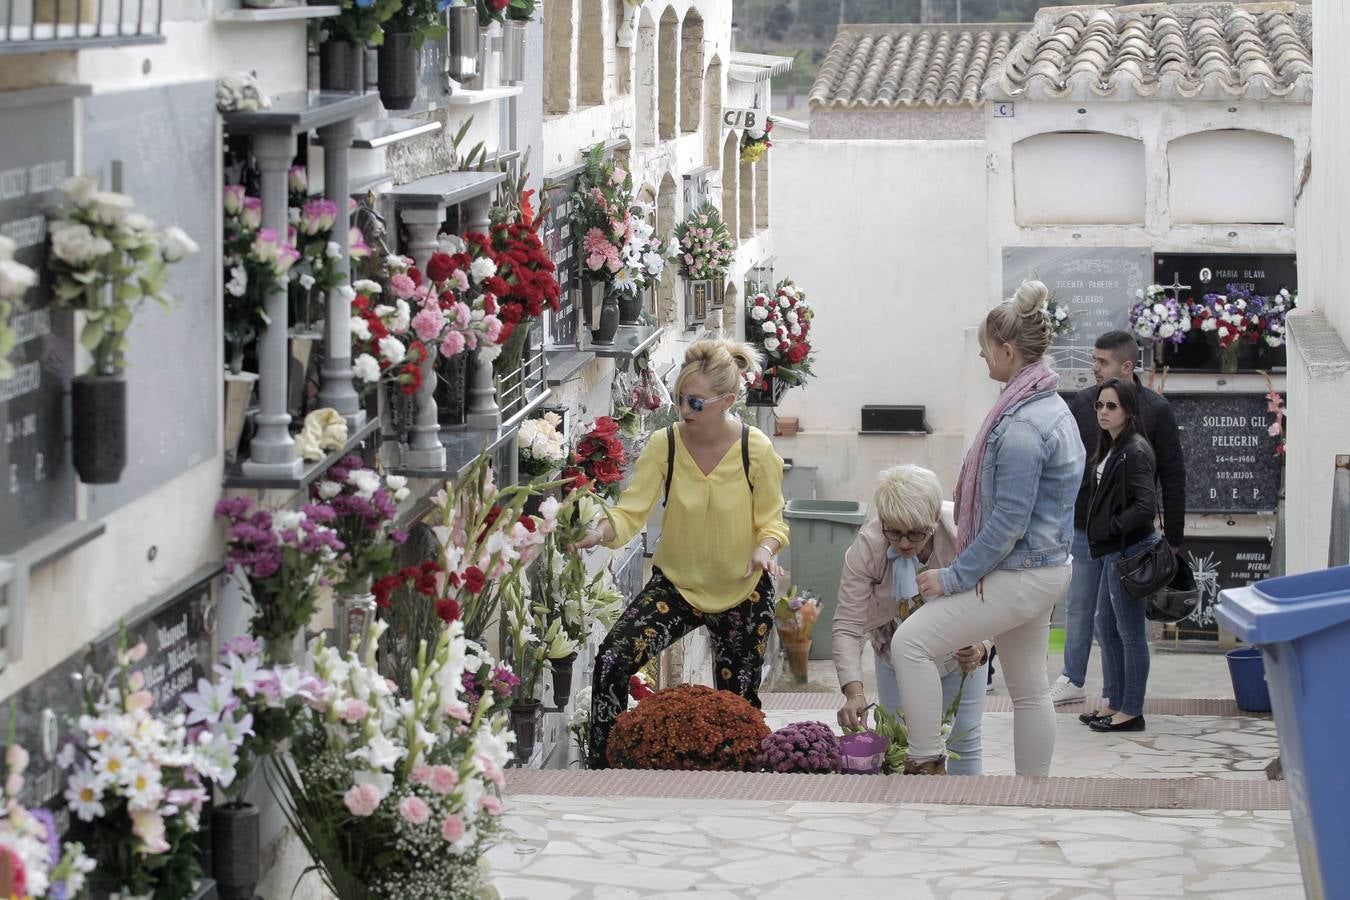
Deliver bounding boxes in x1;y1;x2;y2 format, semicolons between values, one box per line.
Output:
605;423;791;613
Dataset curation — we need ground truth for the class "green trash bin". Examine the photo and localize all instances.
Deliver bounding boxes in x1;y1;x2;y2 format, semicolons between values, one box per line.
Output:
782;499;870;659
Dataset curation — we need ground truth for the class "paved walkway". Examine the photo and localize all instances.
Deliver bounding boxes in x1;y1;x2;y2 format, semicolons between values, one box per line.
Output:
493;646;1304;898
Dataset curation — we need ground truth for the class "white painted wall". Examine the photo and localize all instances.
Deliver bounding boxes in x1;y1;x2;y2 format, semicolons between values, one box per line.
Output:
1286;0;1350;574
1169;130;1295;225
768;139;993;503
1013;132;1146;225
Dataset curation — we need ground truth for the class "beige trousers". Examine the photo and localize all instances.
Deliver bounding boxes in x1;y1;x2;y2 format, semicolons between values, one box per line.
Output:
891;564;1071;776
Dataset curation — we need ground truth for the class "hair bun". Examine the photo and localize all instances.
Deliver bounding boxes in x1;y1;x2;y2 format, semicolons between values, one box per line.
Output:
1013;280;1050;317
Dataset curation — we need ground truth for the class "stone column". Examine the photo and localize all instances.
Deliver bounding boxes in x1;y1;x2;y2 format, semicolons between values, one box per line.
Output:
464;194;501;430
399;203;448;468
242;132;304;478
316;118;366;430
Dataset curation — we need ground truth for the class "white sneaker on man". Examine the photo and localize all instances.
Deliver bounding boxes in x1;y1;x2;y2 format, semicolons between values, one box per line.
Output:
1048;675;1086;705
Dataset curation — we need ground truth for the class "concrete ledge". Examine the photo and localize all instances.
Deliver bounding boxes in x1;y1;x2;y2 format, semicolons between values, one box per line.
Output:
1287;308;1350;377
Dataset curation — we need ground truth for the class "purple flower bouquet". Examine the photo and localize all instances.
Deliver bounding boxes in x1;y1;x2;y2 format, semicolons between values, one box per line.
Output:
757;721;840;774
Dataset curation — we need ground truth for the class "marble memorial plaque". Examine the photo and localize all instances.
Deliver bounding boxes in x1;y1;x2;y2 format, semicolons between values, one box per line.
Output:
1171;392;1283;514
1175;536;1274;640
1003;246;1151;390
0;96;79;555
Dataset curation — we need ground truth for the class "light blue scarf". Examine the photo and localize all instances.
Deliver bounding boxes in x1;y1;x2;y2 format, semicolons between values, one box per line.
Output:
887;547;920;601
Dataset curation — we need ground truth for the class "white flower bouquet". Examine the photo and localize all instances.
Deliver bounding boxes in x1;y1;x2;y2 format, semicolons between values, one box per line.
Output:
517;411;568;478
271;619;513;899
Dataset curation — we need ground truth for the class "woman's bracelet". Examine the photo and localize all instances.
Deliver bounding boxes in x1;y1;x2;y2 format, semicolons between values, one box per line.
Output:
757;542;776;555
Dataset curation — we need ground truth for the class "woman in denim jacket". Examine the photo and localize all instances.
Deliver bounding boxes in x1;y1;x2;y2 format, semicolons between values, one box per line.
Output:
894;281;1086;776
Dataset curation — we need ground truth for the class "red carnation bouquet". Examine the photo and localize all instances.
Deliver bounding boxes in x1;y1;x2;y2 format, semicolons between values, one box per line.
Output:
349;265;432;397
562;416;627;502
747;278;815;389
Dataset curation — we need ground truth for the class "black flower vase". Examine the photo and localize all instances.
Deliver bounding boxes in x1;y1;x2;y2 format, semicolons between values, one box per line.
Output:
510;700;541;766
211;802;261;900
377;32;418;110
618;289;644;326
319;39;364;93
591;289;621;346
550;652;579;707
71;373;127;484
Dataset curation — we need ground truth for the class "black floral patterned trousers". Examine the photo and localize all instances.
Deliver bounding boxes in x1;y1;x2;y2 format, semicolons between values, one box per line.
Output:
588;567;776;769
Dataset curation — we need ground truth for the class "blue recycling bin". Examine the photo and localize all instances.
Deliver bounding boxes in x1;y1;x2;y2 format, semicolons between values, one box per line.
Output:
1217;565;1350;900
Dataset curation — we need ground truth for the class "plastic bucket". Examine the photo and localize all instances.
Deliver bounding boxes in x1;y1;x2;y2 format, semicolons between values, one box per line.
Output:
1226;646;1272;712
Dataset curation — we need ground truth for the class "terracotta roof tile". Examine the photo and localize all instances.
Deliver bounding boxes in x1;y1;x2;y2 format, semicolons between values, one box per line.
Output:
810;23;1029;108
984;2;1312;102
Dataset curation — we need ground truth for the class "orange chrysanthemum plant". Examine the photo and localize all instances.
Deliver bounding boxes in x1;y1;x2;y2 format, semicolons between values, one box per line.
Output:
606;684;770;771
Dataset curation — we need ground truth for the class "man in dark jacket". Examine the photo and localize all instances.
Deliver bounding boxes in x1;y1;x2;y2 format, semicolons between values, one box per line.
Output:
1049;330;1186;705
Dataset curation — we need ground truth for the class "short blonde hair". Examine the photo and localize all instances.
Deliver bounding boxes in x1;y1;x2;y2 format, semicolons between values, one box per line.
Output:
674;337;763;400
873;465;942;533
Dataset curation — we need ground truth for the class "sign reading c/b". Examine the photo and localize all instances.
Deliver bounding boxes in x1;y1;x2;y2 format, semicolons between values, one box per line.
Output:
722;108;765;135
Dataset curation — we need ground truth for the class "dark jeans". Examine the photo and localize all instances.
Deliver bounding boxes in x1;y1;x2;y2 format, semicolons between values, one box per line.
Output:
1096;533;1159;717
587;567;775;769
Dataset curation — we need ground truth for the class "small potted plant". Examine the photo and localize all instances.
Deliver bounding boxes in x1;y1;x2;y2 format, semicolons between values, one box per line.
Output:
758;721;840;774
606;684;769;771
773;587;821;684
46;176;199;483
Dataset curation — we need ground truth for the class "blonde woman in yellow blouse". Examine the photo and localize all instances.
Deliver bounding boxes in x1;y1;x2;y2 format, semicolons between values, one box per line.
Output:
570;338;791;768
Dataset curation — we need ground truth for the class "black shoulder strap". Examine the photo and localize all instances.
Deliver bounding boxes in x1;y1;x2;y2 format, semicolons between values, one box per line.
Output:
741;422;753;492
663;423;675;507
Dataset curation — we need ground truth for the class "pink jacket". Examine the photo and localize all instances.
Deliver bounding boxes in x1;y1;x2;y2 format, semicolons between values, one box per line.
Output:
832;502;960;690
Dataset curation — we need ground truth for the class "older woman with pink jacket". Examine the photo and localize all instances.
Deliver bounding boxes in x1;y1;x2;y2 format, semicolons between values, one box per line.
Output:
834;465;990;775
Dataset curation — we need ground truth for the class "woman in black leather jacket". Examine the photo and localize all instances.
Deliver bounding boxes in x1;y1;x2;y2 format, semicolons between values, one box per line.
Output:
1083;378;1160;733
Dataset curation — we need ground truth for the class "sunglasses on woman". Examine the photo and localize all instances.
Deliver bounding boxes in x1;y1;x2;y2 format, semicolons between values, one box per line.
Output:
1094;400;1121;411
679;393;726;413
881;525;934;544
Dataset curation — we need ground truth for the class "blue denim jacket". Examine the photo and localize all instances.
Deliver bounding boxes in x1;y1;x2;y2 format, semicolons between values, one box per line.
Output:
939;389;1086;596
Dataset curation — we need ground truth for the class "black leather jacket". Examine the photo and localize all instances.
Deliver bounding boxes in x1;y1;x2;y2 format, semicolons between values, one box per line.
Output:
1070;376;1185;546
1086;431;1160;559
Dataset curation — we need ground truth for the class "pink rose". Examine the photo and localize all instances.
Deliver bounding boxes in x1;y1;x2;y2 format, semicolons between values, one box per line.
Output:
389;273;416;300
428;765;459;795
441;700;471;722
411;307;445;343
440;329;466;358
344;783;381;817
479;794;502;816
399;795;431;825
340;698;370;724
440;813;466;842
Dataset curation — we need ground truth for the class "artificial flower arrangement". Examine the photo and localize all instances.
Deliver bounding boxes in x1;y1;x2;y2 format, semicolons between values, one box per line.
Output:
214;496;346;663
286;166;354;330
739;118;774;164
757;721;840;774
47;175;199;376
349;268;430;398
670;203;735;281
271;616;512;900
0;235;38;381
182;635;328;804
0;741;95;899
1131;284;1296;363
772;586;821;643
373;558;460;694
562;416;627;502
569;144;665;295
430;450;554;641
312;455;412;593
223;183;300;375
747;278;815;389
605;684;769;771
567;685;593;763
61;635;210;899
383;0;449;47
424;239;508;362
517;411;568;479
1129;284;1193;347
1261;370;1287;460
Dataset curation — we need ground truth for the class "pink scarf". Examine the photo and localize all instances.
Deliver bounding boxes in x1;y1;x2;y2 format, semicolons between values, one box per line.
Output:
954;361;1061;551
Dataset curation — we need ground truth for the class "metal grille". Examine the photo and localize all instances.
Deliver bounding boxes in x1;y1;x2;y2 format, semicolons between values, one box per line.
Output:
1;0;164;52
498;320;546;426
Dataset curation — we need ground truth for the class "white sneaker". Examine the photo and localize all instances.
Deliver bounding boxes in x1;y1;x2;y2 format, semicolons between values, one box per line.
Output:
1048;675;1086;705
